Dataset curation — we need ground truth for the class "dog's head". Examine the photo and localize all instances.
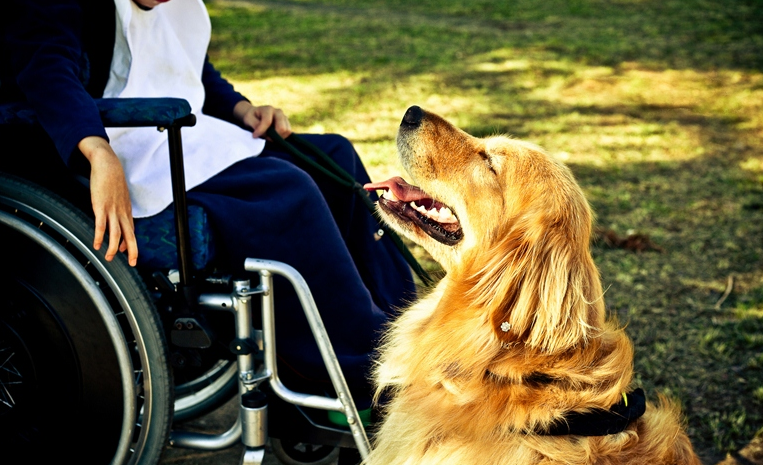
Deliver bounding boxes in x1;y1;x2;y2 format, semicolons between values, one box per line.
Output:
367;106;604;352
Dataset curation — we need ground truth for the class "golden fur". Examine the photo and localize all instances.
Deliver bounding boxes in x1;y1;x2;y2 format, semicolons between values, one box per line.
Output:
366;107;700;465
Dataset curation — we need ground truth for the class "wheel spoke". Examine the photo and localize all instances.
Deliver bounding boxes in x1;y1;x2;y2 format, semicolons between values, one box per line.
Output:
1;386;15;407
0;346;22;412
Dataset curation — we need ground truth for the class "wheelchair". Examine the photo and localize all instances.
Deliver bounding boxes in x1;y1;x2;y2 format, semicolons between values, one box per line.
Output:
0;98;371;464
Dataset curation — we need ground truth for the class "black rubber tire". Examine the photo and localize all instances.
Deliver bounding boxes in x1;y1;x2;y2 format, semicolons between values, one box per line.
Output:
0;173;172;465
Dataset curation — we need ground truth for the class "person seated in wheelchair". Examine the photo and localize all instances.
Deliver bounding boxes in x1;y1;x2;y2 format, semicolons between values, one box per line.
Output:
1;0;415;411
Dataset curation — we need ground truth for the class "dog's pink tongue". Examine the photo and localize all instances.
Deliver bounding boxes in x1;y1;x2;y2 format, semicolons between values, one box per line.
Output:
364;176;428;202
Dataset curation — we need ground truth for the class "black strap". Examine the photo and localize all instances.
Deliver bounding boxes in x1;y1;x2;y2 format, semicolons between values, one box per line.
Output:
537;388;647;436
266;127;435;287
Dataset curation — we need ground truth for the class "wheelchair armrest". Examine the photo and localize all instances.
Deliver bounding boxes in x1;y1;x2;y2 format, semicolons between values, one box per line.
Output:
0;97;195;128
95;98;196;128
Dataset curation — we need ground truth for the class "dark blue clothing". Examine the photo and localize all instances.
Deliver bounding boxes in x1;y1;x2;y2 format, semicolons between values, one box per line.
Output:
1;0;247;163
189;135;415;402
1;0;114;162
1;0;416;404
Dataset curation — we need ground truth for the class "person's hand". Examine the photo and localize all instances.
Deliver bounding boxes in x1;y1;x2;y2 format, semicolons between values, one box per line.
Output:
233;101;292;140
78;136;138;266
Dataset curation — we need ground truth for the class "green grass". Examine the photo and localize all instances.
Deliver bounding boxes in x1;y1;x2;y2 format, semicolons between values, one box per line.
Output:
206;0;763;462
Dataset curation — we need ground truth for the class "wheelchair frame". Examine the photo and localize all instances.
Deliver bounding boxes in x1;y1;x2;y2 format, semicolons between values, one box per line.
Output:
0;97;370;464
170;259;370;463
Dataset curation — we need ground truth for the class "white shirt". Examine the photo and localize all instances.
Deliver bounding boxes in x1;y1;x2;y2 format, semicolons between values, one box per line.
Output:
103;0;265;218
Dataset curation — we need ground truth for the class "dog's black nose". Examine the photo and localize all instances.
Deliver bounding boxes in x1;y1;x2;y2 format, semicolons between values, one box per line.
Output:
401;105;423;128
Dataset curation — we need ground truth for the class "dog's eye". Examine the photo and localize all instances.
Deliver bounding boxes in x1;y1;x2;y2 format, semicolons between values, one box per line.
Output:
479;151;497;175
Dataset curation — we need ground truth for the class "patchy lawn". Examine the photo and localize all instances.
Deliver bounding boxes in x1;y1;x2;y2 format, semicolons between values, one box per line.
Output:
207;1;763;462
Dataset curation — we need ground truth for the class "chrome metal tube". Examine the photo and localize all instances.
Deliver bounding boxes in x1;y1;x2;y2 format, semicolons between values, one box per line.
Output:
169;417;242;450
197;293;235;310
256;269;343;411
244;258;371;459
240;394;267;447
232;280;256;387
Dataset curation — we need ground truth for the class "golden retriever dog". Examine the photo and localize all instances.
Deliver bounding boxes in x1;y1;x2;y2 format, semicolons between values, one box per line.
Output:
363;106;700;465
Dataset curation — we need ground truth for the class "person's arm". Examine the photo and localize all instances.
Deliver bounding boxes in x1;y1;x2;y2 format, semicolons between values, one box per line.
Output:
78;136;137;266
6;0;107;163
5;0;137;265
200;55;248;124
200;56;292;138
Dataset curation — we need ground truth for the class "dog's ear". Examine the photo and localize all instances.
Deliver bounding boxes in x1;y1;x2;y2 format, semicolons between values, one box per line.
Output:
463;198;606;354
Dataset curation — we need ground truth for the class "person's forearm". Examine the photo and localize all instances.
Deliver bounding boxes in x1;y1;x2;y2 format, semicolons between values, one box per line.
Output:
232;100;254;127
201;56;248;122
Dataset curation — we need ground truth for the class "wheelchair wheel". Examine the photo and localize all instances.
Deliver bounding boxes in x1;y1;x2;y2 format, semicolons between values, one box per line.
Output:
173;359;237;422
270;438;341;465
0;173;172;464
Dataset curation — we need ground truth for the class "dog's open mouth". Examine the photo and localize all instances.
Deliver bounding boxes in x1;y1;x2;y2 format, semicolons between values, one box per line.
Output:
364;177;463;246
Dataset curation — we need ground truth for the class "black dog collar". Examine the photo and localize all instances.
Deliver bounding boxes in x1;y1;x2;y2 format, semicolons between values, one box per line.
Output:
537;388;647;436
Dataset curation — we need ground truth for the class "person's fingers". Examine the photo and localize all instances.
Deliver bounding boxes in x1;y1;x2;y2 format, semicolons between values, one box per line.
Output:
105;216;121;261
251;106;275;138
121;220;139;267
93;211;106;251
274;108;292;137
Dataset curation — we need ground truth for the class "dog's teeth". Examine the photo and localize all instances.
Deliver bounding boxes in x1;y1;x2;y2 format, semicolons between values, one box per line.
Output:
383;190;399;202
409;200;459;224
439;207;458;224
